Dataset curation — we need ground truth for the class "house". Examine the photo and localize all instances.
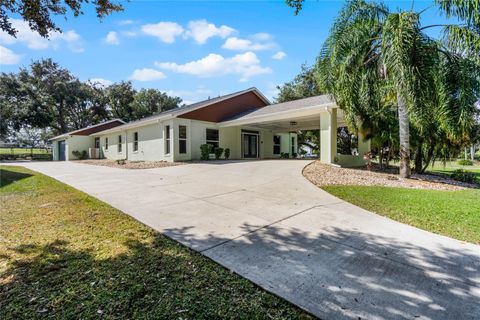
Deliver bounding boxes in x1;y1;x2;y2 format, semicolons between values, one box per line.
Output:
50;119;125;160
50;87;370;166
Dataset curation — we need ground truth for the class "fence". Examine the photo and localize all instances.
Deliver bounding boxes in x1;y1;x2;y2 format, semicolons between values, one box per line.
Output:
0;147;53;161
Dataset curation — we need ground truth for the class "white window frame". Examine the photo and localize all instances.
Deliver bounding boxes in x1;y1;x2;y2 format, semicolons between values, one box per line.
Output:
165;125;171;155
178;125;187;154
206;128;219;152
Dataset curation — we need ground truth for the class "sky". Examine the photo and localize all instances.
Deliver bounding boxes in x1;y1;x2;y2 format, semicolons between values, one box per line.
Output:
0;0;448;104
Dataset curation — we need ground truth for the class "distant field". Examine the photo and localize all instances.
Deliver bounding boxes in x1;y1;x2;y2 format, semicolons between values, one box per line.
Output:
427;161;480;182
0;148;51;155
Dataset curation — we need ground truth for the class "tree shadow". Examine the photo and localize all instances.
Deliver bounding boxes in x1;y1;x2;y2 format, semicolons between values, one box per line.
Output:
0;168;33;188
0;235;312;319
164;223;480;320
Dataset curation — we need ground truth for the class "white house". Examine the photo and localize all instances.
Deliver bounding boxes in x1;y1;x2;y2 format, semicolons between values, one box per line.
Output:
50;87;370;166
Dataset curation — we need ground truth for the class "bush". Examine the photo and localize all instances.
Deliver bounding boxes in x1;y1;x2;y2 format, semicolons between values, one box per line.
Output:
280;152;289;159
214;147;224;160
224;148;230;160
291;153;297;159
450;169;476;183
200;144;212;160
72;150;88;160
457;159;474;166
116;159;126;165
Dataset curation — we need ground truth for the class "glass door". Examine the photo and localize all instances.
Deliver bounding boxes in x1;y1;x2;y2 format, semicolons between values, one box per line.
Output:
242;133;259;158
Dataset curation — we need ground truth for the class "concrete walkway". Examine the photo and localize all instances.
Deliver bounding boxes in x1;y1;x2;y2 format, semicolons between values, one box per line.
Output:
4;160;480;320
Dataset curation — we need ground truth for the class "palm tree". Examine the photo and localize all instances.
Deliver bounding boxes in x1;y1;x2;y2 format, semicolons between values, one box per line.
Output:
289;0;480;178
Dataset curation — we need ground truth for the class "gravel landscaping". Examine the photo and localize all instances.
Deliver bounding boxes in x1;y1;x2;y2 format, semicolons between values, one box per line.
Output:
303;161;478;190
75;159;184;169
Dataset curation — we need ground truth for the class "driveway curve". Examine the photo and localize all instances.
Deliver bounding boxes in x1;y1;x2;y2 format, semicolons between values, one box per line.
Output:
7;160;480;320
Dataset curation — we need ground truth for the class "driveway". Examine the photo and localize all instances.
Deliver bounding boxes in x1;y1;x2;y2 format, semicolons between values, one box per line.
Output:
6;160;480;320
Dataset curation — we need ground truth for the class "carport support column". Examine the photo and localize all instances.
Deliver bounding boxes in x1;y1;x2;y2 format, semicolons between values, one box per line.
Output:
319;109;337;164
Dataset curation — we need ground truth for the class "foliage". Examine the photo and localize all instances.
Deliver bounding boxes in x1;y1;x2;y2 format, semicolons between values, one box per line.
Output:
131;89;183;120
72;150;88;160
450;169;477;183
276;64;322;103
0;0;123;38
280;152;290;159
224;148;231;160
0;166;311;319
457;159;474;166
323;184;480;244
214;147;224;160
200;144;212;160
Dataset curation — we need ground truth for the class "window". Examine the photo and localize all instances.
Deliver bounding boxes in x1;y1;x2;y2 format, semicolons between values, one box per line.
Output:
179;125;187;154
291;137;295;155
273;135;281;155
165;125;171;154
133;132;138;152
105;137;108;150
118;135;122;153
206;129;219;150
94;137;100;149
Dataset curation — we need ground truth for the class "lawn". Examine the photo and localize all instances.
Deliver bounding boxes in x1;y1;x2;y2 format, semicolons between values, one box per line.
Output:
426;161;480;182
0;166;311;320
323;185;480;244
0;148;50;154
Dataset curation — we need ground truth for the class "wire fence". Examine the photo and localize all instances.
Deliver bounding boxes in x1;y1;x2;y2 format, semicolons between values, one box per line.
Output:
0;147;52;161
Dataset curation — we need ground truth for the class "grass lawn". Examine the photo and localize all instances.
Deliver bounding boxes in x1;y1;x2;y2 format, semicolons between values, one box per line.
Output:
0;148;50;154
0;166;311;319
323;185;480;244
426;161;480;182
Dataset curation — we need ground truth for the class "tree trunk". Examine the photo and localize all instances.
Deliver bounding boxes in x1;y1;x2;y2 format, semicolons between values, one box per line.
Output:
420;143;435;174
414;140;423;173
398;93;411;178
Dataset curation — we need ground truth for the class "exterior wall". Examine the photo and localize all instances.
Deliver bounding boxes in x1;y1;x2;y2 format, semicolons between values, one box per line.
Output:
125;122;166;162
52;140;60;161
99;132;127;161
66;136;94;160
335;132;370;167
274;132;298;157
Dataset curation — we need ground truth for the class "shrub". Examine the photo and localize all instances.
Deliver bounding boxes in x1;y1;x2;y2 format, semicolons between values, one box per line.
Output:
72;150;88;160
224;148;230;160
291;153;297;159
457;159;474;166
116;159;126;165
214;147;224;160
450;169;476;183
280;152;289;159
200;144;212;160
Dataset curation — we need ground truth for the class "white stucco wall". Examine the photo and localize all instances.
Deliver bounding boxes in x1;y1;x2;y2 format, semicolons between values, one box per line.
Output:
125;122;166;162
98;132;127;161
65;136;94;160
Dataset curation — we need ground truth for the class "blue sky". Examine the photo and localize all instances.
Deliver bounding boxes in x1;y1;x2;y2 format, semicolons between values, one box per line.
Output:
0;0;447;104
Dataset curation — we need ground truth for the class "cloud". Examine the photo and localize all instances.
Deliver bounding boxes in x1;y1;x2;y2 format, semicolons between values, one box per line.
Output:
0;19;83;52
118;20;135;25
222;37;274;51
141;22;184;43
0;45;20;64
87;78;113;87
130;68;166;81
185;19;235;44
272;51;286;60
156;51;271;80
104;31;119;45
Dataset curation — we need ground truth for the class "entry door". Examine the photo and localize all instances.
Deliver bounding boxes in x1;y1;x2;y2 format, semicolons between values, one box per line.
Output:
58;140;66;161
242;133;258;158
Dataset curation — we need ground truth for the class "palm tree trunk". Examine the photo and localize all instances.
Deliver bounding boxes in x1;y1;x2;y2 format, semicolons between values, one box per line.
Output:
398;93;411;178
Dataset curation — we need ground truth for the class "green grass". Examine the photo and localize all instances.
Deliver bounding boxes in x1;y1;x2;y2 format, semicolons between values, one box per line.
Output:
0;166;311;320
427;161;480;182
0;148;50;154
323;185;480;244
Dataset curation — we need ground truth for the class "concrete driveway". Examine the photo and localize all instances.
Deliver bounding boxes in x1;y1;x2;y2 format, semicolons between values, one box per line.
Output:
6;160;480;320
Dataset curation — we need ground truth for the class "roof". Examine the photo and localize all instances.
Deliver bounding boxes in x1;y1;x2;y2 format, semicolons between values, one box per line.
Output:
220;94;336;125
50;119;125;140
93;87;270;135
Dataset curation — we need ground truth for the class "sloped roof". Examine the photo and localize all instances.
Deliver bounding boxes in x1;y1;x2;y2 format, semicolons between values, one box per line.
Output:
50;119;125;140
221;94;336;123
94;87;270;135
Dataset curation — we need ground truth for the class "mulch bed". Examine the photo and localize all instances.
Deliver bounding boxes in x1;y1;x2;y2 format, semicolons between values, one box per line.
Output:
74;159;184;169
303;161;478;191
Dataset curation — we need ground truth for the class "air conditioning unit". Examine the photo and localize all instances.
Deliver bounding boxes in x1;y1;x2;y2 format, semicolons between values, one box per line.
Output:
89;148;100;159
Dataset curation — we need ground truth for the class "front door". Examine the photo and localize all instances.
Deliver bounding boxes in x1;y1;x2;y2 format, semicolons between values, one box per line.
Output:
242;133;259;158
58;140;66;161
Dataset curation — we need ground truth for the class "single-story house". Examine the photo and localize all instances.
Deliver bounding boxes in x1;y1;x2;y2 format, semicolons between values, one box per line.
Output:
51;87;370;166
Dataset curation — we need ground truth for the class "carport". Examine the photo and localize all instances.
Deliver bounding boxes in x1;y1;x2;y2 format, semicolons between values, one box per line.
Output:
220;95;370;166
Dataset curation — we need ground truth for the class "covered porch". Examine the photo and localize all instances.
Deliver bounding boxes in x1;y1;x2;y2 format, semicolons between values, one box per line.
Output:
219;95;370;167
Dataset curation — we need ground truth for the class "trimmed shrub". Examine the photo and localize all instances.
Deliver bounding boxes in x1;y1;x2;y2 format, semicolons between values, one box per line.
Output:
457;159;473;166
280;152;289;159
224;148;230;160
200;144;212;160
214;147;224;160
450;169;476;183
72;150;88;160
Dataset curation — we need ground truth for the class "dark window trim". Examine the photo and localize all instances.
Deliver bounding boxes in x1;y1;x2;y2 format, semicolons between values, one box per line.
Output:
133;132;139;152
179;125;187;154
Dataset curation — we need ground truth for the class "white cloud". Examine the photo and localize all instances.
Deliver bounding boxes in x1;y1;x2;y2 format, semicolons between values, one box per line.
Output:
272;51;286;60
118;20;135;25
141;22;184;43
185;19;235;44
104;31;119;45
222;37;273;51
130;68;166;81
0;19;83;52
87;78;113;87
156;51;271;80
0;45;21;64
